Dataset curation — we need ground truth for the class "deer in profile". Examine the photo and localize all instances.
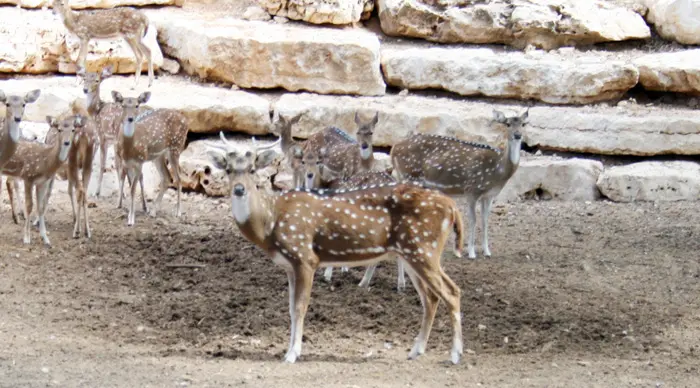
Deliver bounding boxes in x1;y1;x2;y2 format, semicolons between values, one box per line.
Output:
52;0;155;88
112;91;188;226
391;109;527;259
0;115;77;246
78;65;147;208
207;132;465;365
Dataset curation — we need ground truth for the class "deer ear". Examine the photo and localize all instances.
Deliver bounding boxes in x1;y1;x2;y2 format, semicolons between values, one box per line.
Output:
207;150;228;171
255;150;278;169
111;91;123;103
138;91;151;104
289;113;302;126
24;89;41;103
520;108;529;121
102;65;114;78
492;110;507;124
46;115;56;127
370;112;379;126
76;66;86;77
354;111;362;126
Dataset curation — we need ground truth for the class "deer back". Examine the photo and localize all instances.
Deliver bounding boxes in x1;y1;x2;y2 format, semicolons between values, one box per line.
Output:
328;170;395;191
72;8;149;39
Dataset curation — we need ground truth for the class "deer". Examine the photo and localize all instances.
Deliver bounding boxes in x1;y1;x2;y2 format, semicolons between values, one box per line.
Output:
391;109;527;260
52;0;155;88
206;132;465;365
272;111;379;189
77;65;147;209
112;91;188;226
39;99;99;239
0;89;42;223
0;115;77;246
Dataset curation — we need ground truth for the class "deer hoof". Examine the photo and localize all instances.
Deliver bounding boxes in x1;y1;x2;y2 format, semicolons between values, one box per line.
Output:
283;350;298;364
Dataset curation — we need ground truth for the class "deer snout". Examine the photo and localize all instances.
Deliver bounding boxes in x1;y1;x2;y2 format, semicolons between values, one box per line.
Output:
306;172;314;179
361;143;369;150
233;183;246;197
13;117;21;123
127;117;134;123
83;88;88;94
63;141;70;147
514;132;522;140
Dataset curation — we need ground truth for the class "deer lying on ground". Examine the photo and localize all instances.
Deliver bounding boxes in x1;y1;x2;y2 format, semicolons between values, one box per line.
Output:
78;66;146;209
207;133;465;364
391;109;527;259
112;91;188;226
0;89;42;223
40;99;99;239
0;115;77;246
52;0;155;88
273;111;379;188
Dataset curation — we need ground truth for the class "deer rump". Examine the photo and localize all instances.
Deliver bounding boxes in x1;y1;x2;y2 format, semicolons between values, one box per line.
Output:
270;183;462;268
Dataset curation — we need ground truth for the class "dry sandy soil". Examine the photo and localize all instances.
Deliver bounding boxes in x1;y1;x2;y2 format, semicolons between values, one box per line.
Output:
0;183;698;388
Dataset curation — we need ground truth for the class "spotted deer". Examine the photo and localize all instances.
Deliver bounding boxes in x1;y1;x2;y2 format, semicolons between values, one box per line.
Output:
78;65;146;205
207;133;465;364
0;89;41;223
40;99;99;239
112;91;188;226
52;0;154;88
0;115;77;246
391;109;527;259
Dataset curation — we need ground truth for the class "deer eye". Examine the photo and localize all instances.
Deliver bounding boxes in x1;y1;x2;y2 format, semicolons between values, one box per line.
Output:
225;167;232;174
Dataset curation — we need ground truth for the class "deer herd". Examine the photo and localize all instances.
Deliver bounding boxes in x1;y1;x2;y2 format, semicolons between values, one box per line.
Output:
0;0;532;367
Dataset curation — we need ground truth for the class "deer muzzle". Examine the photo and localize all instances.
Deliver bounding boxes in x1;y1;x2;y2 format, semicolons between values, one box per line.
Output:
13;117;21;123
233;183;246;197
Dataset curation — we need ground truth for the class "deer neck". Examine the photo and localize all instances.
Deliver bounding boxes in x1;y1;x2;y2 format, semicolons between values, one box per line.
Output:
55;2;78;31
502;137;522;178
0;115;20;167
232;185;277;251
360;152;374;172
280;128;297;155
86;86;103;116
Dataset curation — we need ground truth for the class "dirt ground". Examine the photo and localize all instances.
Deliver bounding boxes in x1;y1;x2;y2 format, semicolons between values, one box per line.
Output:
0;183;698;388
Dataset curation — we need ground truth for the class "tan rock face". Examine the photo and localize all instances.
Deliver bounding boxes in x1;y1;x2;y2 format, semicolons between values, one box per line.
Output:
381;46;639;105
0;75;271;135
149;9;385;96
274;93;700;156
634;50;700;94
644;0;700;45
499;156;604;203
597;161;700;202
0;0;178;8
0;8;163;74
258;0;374;24
377;0;650;49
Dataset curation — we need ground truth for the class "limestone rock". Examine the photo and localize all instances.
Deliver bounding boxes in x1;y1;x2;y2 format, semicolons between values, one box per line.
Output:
381;46;639;104
180;137;283;196
377;0;650;49
148;9;385;96
597;161;700;202
499;156;604;203
0;75;271;135
0;8;163;74
273;93;700;156
0;0;178;8
644;0;700;45
634;50;700;94
258;0;374;25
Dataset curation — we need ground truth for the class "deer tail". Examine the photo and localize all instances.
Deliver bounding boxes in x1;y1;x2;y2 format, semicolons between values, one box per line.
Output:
451;201;464;258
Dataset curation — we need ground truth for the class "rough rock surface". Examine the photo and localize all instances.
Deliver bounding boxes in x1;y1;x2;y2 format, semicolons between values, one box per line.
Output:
274;93;700;156
0;0;179;8
148;9;385;96
644;0;700;45
258;0;374;24
376;0;651;49
633;50;700;94
499;156;604;202
0;8;163;74
597;161;700;202
381;46;639;104
0;75;271;135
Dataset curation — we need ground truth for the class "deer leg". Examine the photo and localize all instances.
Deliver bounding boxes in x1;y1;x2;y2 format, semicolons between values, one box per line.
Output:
464;195;478;259
137;37;154;88
125;37;144;89
81;151;95;239
139;173;148;213
480;196;494;258
22;182;33;245
96;141;107;198
5;177;18;225
127;166;142;226
323;267;333;283
402;262;439;360
284;264;314;363
117;162;126;209
397;257;406;292
167;150;182;217
36;181;52;247
151;156;169;218
76;38;90;84
358;264;376;288
13;178;24;221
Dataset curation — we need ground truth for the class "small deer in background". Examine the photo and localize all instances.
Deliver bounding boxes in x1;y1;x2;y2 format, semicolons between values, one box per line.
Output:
78;65;147;207
112;91;188;226
391;109;527;259
206;132;465;365
52;0;155;88
0;115;77;246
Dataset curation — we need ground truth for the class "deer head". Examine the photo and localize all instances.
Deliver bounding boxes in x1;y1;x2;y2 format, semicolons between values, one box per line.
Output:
1;89;41;143
492;108;527;165
78;65;113;96
355;112;379;161
45;114;79;162
269;111;302;154
111;90;151;137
